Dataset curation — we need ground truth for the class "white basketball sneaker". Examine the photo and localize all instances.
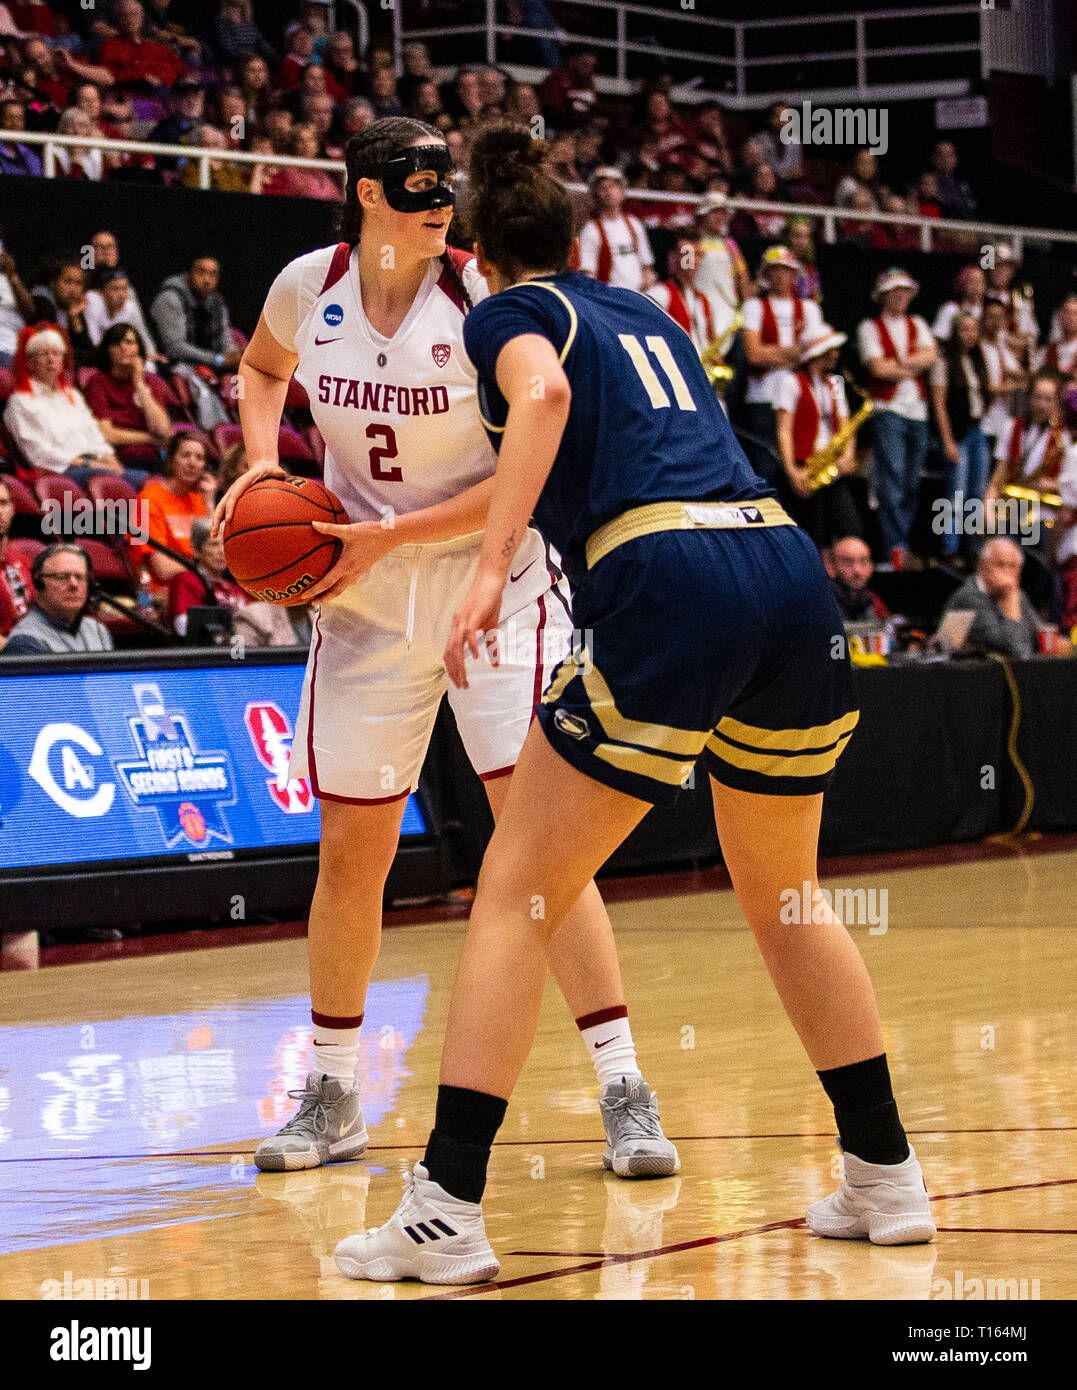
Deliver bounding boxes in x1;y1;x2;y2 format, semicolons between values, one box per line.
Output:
334;1162;500;1285
806;1146;936;1245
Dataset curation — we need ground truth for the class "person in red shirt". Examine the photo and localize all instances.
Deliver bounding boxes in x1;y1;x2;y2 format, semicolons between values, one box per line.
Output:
539;44;598;128
98;0;188;90
85;324;172;467
0;477;34;642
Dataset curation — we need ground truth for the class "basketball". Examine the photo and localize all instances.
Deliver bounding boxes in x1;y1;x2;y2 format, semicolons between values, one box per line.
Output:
223;476;348;606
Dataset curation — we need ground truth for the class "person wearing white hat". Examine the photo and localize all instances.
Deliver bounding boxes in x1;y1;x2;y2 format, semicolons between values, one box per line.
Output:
986;243;1038;364
774;326;863;546
857;268;937;564
578;166;656;292
739;245;823;485
694;191;750;344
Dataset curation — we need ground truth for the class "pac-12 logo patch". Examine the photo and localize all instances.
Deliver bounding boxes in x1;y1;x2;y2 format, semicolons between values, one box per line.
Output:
553;709;590;741
431;343;451;368
323;303;344;327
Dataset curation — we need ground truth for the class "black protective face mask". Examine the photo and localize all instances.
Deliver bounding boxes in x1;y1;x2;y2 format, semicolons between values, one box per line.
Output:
378;144;456;213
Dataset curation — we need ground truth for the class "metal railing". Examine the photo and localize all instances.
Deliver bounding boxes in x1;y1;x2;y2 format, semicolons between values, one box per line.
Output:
393;0;986;106
8;128;1077;256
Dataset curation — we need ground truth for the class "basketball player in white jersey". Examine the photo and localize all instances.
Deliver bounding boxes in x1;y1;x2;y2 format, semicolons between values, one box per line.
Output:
213;119;678;1179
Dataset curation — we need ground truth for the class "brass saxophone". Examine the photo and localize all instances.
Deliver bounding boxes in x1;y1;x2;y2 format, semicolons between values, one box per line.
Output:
700;309;742;389
804;377;874;493
1001;483;1062;529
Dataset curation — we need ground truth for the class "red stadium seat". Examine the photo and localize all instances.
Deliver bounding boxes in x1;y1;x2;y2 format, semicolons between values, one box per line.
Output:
86;474;139;506
79;538;137;589
218;373;241;417
306;425;325;466
4;475;42;518
168;371;196;420
212;423;244;459
285;377;309;411
7;537;44;567
277;426;313;462
34;473;89;511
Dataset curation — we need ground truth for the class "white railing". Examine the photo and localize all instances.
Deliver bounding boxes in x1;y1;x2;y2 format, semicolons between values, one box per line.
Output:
393;0;986;106
10;128;1077;256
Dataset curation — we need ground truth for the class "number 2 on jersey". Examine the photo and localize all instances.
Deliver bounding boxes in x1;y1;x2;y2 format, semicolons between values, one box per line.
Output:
618;334;698;411
366;423;403;481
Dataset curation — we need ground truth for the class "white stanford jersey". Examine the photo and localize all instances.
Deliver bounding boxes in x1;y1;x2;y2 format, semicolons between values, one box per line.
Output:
263;243;497;527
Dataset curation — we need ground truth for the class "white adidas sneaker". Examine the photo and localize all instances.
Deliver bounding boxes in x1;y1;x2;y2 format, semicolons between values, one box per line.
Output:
334;1162;500;1285
806;1146;936;1246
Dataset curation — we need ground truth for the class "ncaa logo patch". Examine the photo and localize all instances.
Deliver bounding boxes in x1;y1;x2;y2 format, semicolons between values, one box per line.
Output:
553;709;590;741
323;303;344;327
431;343;451;368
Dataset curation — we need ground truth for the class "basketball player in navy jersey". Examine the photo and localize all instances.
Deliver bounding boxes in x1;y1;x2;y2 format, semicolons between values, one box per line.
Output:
334;125;934;1286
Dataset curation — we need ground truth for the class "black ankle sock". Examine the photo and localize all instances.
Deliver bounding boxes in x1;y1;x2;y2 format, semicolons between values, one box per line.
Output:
817;1053;910;1165
422;1085;508;1203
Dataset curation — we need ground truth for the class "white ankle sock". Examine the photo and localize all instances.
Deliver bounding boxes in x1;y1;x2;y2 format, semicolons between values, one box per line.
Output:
577;1007;642;1089
311;1012;362;1084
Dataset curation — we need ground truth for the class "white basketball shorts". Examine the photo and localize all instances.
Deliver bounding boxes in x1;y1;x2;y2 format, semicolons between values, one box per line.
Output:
288;528;574;802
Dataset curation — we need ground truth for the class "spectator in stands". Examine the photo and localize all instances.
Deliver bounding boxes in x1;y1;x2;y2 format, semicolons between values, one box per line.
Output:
261;102;295;151
539;43;598;128
825;534;890;623
0;96;42;177
754;101;804;184
943;538;1040;658
410;80;446;128
216;86;247;149
338;96;374;144
212;0;276;65
837;188;882;247
131;430;214;589
784;216;821;303
834;147;884;209
987;243;1038;365
215;439;248;499
858;268;937;566
775;325;862;546
51;107;104;180
0;477;34;644
441;66;484;125
170;517;294;644
18;34;74;109
144;0;203;67
238;54;274;127
741;246;824;482
0;233;35;367
930;139;977;219
930;311;991;566
98;0;188;90
933;265;986;342
299;0;332;58
149;77;205;166
100;95;156;173
873;191;920;252
478;66;507;110
150;256;238;430
635;87;691;169
545;129;579;182
72;79;109;144
325;30;361;97
691;101;736;179
572;125;603;184
85;323;171;466
1;542;113;655
367;65;407;120
279;25;315;93
398;41;435;111
646;235;714;354
1036;294;1077;387
1057;441;1077;634
178;123;250;193
3;324;149;488
30;253;95;368
743;162;786;239
578;167;655;291
694;192;749;346
87;229;121;287
505;80;540;128
910;170;941;221
263;123;342;202
986;370;1067;515
299;86;341;156
979;294;1025;453
85;268;162;366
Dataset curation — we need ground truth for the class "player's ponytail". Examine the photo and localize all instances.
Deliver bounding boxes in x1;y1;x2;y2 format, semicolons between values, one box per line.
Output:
338;117;443;248
464;122;574;283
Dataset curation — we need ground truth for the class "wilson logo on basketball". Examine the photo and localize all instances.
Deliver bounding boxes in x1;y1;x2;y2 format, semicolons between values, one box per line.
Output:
431;343;451;368
253;573;316;603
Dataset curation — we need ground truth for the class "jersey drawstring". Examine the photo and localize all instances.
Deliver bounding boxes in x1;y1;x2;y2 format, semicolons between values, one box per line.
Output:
404;554;420;650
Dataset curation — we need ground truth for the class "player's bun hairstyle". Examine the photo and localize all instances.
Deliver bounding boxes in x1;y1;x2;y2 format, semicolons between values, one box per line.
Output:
338;116;472;311
464;123;574;282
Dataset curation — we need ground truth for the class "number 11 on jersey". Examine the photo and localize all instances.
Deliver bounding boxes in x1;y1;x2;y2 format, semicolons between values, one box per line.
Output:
618;334;698;411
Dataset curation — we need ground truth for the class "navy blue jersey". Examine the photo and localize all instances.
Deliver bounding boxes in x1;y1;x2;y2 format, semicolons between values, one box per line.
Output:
463;271;770;576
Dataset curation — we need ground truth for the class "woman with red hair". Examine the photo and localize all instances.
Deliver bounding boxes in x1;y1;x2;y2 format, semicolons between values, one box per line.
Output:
2;324;149;489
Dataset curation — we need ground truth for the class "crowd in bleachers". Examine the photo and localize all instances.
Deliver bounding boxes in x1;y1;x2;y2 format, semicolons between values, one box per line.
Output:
1;1;1075;659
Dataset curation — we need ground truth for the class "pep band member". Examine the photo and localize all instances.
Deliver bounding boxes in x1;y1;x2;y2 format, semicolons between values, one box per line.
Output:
335;125;934;1286
214;118;677;1178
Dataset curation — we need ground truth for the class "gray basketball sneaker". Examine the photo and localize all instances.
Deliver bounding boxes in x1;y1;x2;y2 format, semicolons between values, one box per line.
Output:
600;1077;681;1178
254;1072;368;1172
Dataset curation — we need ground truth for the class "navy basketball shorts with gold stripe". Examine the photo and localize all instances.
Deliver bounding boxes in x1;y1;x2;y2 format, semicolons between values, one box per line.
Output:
536;523;858;805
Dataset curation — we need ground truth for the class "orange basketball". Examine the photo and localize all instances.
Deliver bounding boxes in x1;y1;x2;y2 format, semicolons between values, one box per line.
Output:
223;476;348;606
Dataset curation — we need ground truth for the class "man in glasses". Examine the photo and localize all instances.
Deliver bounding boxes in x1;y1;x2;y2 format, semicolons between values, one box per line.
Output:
2;543;113;655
